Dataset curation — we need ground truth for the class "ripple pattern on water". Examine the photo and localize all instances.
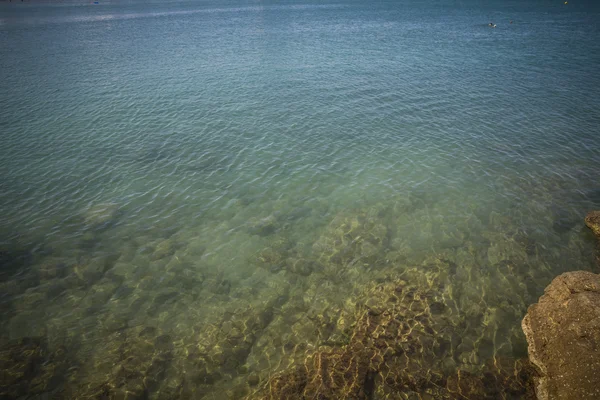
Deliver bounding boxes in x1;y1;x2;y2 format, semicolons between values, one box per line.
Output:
1;0;599;398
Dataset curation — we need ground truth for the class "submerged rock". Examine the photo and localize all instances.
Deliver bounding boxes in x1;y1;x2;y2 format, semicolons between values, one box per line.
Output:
585;210;600;237
81;202;121;230
151;238;177;261
522;271;600;400
251;267;535;400
247;215;279;236
0;337;67;398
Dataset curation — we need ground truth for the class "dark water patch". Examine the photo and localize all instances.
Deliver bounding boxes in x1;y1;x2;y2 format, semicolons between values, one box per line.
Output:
582;188;600;205
45;280;69;300
0;245;33;282
552;215;579;234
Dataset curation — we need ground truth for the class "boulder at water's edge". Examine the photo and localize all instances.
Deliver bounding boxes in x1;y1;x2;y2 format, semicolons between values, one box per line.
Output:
585;210;600;237
522;271;600;400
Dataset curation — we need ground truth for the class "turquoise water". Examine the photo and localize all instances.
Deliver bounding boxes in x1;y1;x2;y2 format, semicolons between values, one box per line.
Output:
1;0;599;398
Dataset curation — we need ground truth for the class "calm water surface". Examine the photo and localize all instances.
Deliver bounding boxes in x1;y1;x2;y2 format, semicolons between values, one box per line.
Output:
0;0;599;398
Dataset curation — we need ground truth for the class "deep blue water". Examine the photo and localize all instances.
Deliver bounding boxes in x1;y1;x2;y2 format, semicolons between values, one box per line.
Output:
0;0;599;398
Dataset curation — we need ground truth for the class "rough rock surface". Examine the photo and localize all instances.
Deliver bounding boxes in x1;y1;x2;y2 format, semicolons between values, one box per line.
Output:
522;271;600;400
586;211;600;267
585;211;600;237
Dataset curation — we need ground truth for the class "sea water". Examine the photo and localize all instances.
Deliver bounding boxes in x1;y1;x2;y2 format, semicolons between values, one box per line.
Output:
0;0;599;398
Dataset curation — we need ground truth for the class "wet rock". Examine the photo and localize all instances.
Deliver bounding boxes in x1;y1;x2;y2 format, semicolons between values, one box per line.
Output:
522;271;600;400
585;210;600;237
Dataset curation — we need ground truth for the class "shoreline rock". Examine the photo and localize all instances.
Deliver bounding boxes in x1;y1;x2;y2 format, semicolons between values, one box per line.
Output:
585;210;600;267
585;211;600;238
522;271;600;400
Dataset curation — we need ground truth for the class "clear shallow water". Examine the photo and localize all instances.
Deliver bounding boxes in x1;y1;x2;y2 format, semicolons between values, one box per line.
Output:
0;0;599;398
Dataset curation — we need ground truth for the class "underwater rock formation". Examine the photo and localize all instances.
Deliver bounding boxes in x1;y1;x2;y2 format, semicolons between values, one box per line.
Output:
585;211;600;237
247;215;279;236
2;200;572;399
311;210;389;276
248;266;535;400
0;337;68;398
522;271;600;400
81;202;121;230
